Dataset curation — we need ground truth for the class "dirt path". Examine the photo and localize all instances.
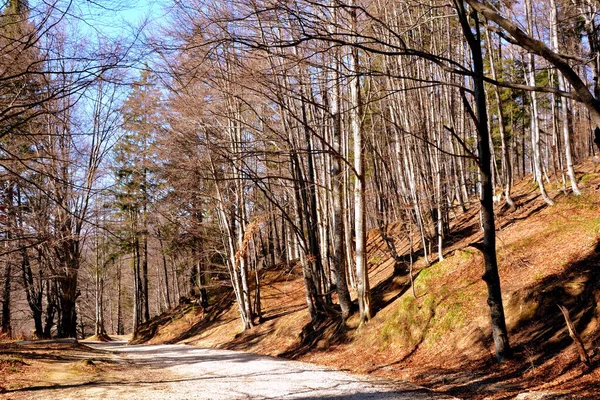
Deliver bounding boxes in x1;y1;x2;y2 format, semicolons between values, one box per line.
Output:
2;341;457;399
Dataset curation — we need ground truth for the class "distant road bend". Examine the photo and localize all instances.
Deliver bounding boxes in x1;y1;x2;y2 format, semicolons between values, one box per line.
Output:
7;341;457;399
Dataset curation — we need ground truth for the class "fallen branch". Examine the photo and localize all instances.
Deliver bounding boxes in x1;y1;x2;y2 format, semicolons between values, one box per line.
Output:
557;304;591;369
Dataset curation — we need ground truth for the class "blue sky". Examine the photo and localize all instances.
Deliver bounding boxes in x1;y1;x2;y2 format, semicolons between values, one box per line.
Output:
26;0;168;40
85;0;166;39
117;0;164;29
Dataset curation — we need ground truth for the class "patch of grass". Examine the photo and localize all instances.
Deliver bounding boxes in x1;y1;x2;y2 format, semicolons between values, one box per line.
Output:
547;181;565;191
8;383;24;389
501;233;539;257
584;217;600;235
547;214;600;237
0;356;27;373
560;192;599;210
369;253;384;266
534;271;544;281
528;180;540;191
380;294;435;350
579;173;599;185
378;258;473;352
454;248;475;262
418;262;446;284
425;301;466;347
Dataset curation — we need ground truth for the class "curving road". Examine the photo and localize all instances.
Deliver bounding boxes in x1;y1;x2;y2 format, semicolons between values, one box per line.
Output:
5;342;457;400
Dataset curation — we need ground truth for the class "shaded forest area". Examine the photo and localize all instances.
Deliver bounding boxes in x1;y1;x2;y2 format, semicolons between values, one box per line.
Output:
1;0;600;385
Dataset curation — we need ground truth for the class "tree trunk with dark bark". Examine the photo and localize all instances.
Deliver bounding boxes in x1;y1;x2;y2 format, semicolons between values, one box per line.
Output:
455;0;512;362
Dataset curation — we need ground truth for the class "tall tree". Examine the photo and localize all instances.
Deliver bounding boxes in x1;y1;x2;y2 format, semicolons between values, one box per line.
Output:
114;70;162;334
454;0;512;362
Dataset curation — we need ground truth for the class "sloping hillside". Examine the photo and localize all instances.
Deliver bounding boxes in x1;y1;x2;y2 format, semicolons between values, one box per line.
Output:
135;160;600;399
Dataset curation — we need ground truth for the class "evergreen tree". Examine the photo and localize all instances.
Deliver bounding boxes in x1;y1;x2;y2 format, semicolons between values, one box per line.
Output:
113;70;162;334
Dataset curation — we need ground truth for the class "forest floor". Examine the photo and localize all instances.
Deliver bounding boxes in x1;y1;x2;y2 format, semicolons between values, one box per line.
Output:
129;159;600;399
0;340;456;399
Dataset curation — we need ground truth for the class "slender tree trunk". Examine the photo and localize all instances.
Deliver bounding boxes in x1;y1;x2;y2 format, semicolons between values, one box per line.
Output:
116;260;123;335
350;0;371;324
171;255;180;303
1;183;13;336
142;227;150;322
253;244;263;323
1;259;12;337
43;280;56;339
455;0;512;362
523;0;554;206
329;17;352;318
94;262;103;336
487;33;516;208
291;152;320;322
196;235;208;308
549;0;581;195
158;234;171;310
94;224;107;337
132;235;142;334
94;271;106;337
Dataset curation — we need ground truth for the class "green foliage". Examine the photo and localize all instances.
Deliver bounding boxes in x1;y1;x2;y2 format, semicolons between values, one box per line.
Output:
112;69;165;253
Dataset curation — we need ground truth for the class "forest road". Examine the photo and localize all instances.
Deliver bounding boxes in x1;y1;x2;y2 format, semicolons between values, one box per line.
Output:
3;341;458;400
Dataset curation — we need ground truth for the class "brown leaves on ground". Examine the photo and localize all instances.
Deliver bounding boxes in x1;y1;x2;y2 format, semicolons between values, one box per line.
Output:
0;341;119;394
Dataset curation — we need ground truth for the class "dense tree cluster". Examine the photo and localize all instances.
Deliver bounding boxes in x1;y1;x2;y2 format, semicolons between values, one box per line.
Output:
0;0;135;338
1;0;598;363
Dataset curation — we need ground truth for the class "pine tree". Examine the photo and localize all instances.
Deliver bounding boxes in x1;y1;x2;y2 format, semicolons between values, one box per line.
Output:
114;70;162;334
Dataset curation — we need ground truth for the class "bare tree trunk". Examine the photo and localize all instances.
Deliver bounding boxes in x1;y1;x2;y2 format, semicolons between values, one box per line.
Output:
94;216;108;338
1;260;11;337
94;259;104;336
43;280;56;338
432;117;445;262
1;182;13;336
455;0;512;362
171;255;181;303
158;233;171;310
132;234;142;335
142;225;150;322
549;0;580;195
116;260;123;335
523;0;554;206
558;304;591;368
253;243;263;323
350;0;371;325
486;33;516;208
94;271;106;337
329;10;352;318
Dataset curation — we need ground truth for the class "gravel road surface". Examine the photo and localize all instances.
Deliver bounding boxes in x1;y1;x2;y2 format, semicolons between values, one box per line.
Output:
4;342;457;399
